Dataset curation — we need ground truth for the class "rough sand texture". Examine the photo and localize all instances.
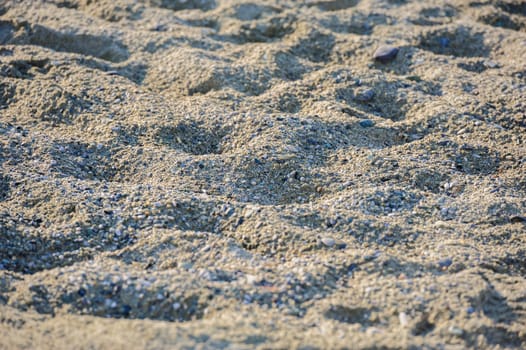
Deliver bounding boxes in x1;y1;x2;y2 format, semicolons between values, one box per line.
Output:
0;0;525;348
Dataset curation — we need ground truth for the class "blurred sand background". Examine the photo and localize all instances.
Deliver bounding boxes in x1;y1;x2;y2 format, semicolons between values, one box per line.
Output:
0;0;525;348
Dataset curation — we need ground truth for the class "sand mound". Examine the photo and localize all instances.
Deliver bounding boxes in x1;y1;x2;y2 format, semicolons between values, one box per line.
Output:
1;0;525;348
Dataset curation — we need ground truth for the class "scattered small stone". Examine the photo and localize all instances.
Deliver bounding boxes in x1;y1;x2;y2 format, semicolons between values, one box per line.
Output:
438;258;452;269
448;325;463;336
440;206;456;220
348;263;358;273
355;88;375;102
406;75;422;82
359;119;375;128
334;240;347;249
466;307;475;314
366;327;383;335
439;37;450;48
321;237;335;247
365;251;381;261
245;274;258;285
373;45;399;63
510;215;526;223
326;217;337;227
483;60;499;69
104;298;117;308
399;312;409;327
121;304;132;316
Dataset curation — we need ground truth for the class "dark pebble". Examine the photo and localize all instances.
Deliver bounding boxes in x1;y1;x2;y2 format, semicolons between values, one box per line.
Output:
437;138;452;147
364;251;381;261
78;288;87;297
406;75;422;82
121;304;132;316
510;215;526;223
335;241;347;250
359;119;375;128
438;258;453;268
466;307;475;314
348;263;359;273
373;45;399;63
355;89;375;102
439;37;450;48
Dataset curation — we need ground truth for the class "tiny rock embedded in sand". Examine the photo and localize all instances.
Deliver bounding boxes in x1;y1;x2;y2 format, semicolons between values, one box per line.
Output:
398;312;409;328
373;45;399;63
437;258;453;269
359;119;375;128
321;236;335;247
355;88;375;102
510;215;526;223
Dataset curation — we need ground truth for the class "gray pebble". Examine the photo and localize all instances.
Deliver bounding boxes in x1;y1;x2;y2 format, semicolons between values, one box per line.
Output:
321;237;335;247
334;240;347;250
374;45;399;63
355;88;375;102
438;258;452;268
321;237;347;249
359;119;375;128
483;60;499;69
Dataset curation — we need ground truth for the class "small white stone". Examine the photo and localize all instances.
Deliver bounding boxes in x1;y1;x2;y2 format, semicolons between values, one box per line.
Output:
321;237;335;247
399;312;409;327
448;325;463;336
245;274;258;285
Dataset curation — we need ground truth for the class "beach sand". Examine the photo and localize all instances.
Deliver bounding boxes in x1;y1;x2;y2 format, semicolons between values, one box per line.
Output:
0;0;525;348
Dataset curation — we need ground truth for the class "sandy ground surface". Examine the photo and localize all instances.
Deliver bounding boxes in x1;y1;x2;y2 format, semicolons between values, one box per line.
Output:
0;0;525;348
